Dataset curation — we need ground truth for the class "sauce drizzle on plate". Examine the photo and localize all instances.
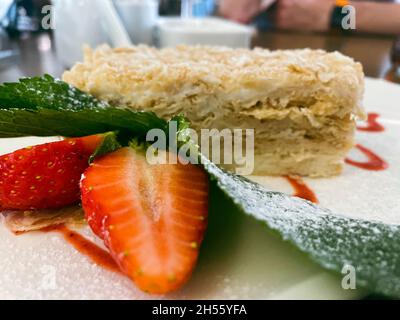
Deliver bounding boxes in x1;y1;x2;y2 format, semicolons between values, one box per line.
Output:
346;113;388;171
285;176;319;204
41;224;121;274
357;113;384;132
345;144;389;171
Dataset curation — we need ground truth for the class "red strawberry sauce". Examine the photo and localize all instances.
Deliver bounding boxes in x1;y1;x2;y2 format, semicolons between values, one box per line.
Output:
41;225;120;274
356;112;384;132
345;144;389;171
285;176;319;204
286;112;388;201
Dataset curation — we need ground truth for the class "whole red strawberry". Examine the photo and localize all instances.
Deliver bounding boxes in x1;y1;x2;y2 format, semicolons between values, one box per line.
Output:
0;134;103;210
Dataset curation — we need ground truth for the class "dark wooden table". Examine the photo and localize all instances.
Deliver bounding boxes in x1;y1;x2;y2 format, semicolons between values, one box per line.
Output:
0;31;396;82
252;31;396;79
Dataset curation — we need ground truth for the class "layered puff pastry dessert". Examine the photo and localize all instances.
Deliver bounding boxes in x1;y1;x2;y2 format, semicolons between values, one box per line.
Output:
63;45;365;177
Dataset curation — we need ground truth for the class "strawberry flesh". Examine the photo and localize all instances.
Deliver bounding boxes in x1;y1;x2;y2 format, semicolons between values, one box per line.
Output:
81;147;209;294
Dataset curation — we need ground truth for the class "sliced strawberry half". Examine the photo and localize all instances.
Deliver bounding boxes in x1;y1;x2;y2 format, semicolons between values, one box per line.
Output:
0;134;104;210
81;147;209;294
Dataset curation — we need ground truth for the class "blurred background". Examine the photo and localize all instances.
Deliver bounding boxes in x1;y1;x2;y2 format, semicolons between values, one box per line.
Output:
0;0;399;83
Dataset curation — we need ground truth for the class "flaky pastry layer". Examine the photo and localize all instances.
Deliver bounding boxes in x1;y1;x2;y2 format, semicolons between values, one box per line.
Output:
63;45;365;177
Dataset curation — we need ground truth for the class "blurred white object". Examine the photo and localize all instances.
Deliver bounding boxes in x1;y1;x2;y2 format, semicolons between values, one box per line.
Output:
97;0;132;47
113;0;158;45
181;0;194;18
53;0;108;67
156;17;254;49
53;0;131;67
0;0;13;20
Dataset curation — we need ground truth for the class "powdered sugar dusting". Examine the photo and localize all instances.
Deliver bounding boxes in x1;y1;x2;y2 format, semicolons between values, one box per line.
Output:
203;154;400;297
0;223;153;300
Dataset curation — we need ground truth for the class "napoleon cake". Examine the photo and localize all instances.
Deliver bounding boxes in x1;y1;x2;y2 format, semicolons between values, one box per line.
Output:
63;45;365;177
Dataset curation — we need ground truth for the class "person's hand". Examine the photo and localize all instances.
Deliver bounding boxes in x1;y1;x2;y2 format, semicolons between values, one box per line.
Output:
276;0;336;32
219;0;275;24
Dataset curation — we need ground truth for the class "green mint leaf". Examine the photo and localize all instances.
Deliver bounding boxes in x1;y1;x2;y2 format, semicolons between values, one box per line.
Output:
201;155;400;298
0;74;107;110
0;75;167;139
0;107;167;138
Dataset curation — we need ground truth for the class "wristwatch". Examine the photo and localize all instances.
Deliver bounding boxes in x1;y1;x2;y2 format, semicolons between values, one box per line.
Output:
391;37;400;65
330;0;350;31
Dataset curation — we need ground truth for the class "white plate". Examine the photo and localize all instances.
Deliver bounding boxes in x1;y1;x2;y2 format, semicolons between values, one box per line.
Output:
0;78;399;300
